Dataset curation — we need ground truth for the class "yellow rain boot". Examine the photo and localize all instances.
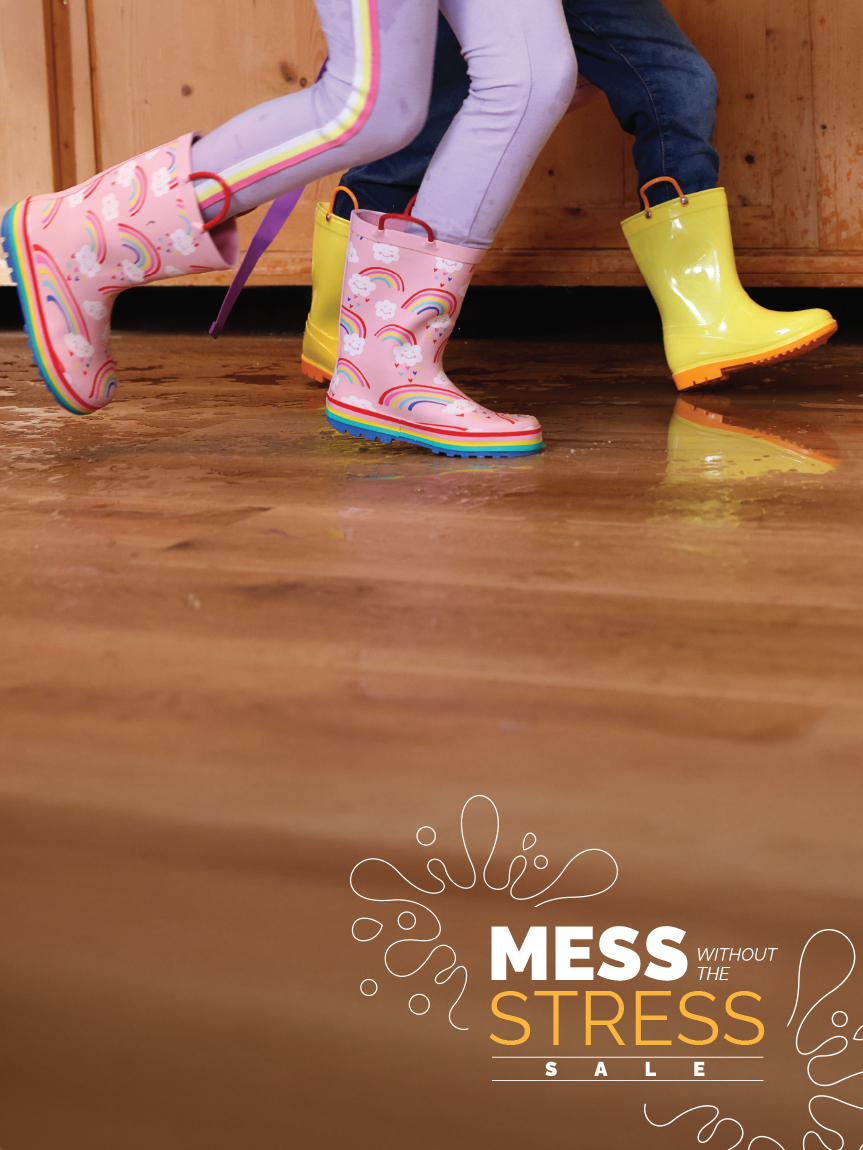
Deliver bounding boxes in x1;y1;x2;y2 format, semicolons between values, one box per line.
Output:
301;186;358;384
622;178;837;391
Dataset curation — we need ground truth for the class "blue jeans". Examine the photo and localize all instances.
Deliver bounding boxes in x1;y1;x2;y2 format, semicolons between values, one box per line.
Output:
334;0;718;218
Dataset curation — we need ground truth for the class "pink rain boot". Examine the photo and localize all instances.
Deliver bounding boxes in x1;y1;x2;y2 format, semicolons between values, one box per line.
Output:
325;209;543;458
1;133;238;414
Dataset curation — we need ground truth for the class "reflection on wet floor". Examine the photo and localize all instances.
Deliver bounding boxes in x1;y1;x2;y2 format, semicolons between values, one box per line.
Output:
667;395;840;481
653;391;845;527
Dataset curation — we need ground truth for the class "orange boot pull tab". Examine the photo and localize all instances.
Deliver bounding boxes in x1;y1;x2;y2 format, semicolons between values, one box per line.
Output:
639;177;689;219
378;194;436;242
326;185;359;222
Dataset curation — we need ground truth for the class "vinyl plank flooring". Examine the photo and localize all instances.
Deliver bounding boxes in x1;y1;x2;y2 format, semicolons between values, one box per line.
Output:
0;331;861;1149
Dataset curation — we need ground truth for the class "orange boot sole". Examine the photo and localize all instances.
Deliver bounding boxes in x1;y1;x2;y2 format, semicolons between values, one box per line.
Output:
672;320;838;391
301;356;332;384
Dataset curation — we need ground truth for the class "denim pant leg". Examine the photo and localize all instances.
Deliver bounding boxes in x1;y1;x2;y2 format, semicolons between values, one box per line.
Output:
564;0;719;205
335;0;719;218
333;12;470;219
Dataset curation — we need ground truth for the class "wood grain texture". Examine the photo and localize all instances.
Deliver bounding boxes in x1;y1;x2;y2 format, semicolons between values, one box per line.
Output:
0;330;862;1146
812;0;863;251
69;0;98;182
162;248;863;289
88;0;329;262
0;1;55;206
42;0;76;189
41;0;99;188
0;0;56;286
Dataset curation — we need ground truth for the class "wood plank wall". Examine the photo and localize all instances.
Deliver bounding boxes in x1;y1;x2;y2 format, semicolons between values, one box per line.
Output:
0;1;55;247
2;0;861;289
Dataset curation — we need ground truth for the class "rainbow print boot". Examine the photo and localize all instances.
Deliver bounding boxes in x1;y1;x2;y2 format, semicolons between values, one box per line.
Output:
1;133;238;414
326;208;543;458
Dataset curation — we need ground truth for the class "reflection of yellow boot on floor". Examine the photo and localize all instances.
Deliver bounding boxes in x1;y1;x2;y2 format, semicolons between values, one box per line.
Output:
667;395;840;481
301;186;357;384
622;179;838;392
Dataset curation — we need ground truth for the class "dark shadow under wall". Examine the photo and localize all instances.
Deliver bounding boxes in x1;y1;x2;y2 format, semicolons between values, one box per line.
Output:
0;285;861;343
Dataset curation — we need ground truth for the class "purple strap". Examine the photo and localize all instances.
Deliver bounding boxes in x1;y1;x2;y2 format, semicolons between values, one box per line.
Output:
210;59;328;338
209;188;303;337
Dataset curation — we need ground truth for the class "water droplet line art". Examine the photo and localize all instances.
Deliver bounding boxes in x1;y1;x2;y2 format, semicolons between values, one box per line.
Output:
409;994;430;1015
352;918;383;942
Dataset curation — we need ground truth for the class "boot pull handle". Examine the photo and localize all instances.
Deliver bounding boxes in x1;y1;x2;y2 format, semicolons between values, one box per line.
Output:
326;184;359;221
639;177;689;219
190;172;232;231
378;197;435;243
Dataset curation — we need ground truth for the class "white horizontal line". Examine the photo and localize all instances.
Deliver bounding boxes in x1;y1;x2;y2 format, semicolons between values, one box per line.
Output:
493;1079;764;1083
492;1055;764;1059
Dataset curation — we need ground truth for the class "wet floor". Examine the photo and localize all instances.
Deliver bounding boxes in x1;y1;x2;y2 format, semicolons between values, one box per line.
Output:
0;332;862;1149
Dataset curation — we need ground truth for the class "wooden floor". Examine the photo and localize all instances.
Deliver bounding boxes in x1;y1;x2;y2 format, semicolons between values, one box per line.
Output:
1;330;862;1149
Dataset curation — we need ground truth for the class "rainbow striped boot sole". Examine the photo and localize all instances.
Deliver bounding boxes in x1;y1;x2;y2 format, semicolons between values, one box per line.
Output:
325;395;543;458
1;199;108;414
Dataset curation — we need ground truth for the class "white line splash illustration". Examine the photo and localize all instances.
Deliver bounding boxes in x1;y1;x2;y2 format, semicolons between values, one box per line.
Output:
643;1103;781;1149
350;794;619;1030
787;929;863;1089
645;928;863;1149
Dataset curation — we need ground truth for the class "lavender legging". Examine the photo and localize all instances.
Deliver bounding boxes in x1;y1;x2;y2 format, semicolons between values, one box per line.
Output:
191;0;577;249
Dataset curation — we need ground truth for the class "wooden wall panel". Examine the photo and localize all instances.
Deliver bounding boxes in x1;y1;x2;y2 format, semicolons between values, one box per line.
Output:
0;0;54;203
0;0;56;286
483;0;863;285
811;0;863;251
69;0;98;184
4;0;863;288
762;0;819;249
87;0;329;286
41;0;98;190
668;0;819;249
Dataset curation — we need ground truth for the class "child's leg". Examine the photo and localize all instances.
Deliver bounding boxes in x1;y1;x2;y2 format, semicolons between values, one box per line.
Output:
324;0;575;456
563;0;719;206
411;0;578;248
333;0;717;218
191;0;438;221
333;12;471;219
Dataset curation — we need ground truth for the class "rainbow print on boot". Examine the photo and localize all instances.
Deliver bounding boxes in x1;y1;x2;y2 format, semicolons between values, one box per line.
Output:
326;209;543;459
1;133;238;415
